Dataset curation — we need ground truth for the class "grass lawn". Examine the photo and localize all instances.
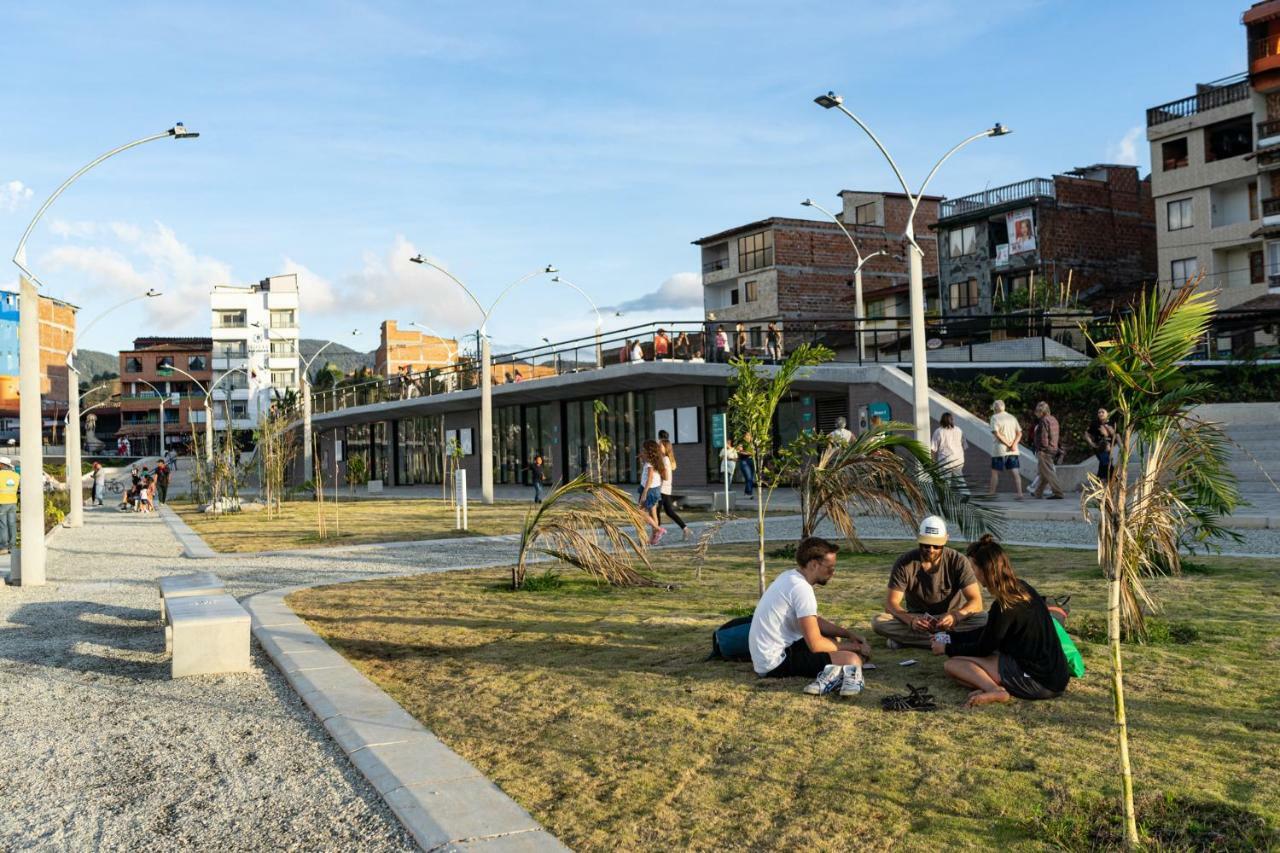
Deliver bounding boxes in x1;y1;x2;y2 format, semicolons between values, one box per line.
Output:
172;497;746;553
289;543;1280;851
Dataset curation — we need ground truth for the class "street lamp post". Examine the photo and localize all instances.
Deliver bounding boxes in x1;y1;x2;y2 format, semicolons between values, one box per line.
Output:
130;378;170;459
549;276;604;368
65;289;162;527
409;321;459;392
155;363;214;465
408;255;556;504
814;91;1007;443
251;324;358;486
10;122;197;586
801;199;890;362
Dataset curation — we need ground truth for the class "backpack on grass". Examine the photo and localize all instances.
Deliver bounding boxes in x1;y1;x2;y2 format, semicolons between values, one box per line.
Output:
1053;619;1086;679
707;616;752;662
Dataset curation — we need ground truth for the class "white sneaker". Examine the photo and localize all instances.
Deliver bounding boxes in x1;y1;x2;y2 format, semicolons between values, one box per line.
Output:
803;664;843;696
886;639;902;650
839;665;864;697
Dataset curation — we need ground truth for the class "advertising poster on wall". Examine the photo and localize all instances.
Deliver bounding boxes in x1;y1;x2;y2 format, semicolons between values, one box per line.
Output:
1006;208;1036;254
0;291;19;414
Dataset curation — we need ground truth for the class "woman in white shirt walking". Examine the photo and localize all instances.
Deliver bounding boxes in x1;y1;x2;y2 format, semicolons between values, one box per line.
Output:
931;413;968;487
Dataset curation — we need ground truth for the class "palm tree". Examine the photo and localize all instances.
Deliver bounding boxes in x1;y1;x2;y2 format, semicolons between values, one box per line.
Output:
1082;286;1239;846
514;474;658;590
789;424;1002;548
727;344;833;595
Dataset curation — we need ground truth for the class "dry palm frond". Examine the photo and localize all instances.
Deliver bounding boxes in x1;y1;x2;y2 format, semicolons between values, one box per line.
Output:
514;474;657;589
692;511;739;580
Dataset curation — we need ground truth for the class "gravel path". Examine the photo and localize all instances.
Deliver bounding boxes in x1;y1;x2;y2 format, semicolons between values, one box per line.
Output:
5;503;1275;850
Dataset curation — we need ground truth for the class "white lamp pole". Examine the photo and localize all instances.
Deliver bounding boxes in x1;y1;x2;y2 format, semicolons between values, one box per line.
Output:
814;91;1007;443
156;363;214;464
252;324;358;485
549;276;604;368
801;199;889;362
10;123;197;585
131;378;169;458
409;321;460;390
409;255;557;504
65;288;162;527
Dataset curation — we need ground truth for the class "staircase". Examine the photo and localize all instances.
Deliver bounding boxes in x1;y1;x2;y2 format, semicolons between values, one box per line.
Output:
1195;404;1280;518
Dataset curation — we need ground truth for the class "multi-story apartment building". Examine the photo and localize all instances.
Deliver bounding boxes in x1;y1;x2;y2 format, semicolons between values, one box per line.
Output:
0;290;78;440
374;320;459;377
116;337;212;456
210;273;300;432
933;166;1156;316
692;190;941;345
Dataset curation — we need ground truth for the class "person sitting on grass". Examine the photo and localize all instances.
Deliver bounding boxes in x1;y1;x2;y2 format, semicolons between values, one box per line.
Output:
749;536;872;698
931;534;1070;707
871;516;986;648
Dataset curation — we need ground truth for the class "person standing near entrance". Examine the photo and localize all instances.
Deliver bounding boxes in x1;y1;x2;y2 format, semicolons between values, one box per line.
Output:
155;460;171;504
0;457;19;554
737;432;756;499
92;461;106;507
1032;401;1065;500
656;430;690;541
527;454;546;503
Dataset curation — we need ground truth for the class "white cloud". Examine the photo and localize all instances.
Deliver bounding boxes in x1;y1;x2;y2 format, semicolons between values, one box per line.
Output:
1107;126;1144;166
281;257;339;316
39;220;233;331
1;180;34;212
607;272;702;313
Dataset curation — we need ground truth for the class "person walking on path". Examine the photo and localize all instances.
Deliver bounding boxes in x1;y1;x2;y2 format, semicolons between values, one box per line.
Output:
1032;401;1065;500
871;516;987;648
656;430;690;541
1085;408;1117;481
0;457;19;553
527;454;546;503
719;440;738;484
988;400;1023;499
736;433;757;499
765;322;783;363
155;460;171;504
91;461;106;507
930;413;968;485
638;440;667;545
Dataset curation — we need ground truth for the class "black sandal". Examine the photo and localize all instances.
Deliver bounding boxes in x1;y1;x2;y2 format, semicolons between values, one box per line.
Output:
880;683;937;712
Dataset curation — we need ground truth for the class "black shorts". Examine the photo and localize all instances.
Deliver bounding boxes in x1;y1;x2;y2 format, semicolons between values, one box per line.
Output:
763;638;831;679
998;653;1061;701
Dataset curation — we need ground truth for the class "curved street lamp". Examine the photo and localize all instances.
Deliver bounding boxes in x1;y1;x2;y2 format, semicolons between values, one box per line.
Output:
801;199;891;362
64;288;162;527
251;323;359;485
409;254;556;504
129;377;171;459
9;122;198;586
549;275;605;368
815;90;1007;442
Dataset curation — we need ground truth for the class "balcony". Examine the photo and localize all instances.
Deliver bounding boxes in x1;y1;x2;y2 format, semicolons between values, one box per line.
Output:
1146;73;1250;127
1251;34;1280;79
939;178;1055;220
1262;197;1280;226
702;257;729;274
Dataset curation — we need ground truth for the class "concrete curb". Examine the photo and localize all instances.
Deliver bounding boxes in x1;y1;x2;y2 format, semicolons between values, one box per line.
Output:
158;505;218;559
242;585;569;853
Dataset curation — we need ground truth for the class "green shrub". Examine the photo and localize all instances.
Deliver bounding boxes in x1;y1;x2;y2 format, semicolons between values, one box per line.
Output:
519;569;565;593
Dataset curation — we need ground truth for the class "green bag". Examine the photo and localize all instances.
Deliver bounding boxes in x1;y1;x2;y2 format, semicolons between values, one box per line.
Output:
1053;619;1086;678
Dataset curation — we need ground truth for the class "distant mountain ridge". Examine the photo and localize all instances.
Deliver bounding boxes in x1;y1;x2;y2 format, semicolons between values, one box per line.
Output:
298;338;375;379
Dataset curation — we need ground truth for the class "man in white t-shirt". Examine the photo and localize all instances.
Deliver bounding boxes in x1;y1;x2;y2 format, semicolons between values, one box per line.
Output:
749;536;872;697
988;399;1023;500
829;416;854;444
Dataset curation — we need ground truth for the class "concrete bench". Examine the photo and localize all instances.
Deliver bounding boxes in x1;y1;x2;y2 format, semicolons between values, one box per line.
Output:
164;593;251;678
158;571;225;624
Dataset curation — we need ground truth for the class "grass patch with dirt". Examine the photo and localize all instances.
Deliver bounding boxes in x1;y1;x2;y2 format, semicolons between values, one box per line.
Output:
173;497;746;553
289;542;1280;851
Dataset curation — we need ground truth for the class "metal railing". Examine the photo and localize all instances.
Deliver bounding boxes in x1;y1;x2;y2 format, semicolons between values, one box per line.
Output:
1259;118;1280;141
1250;34;1280;63
702;257;730;273
1146;73;1250;127
939;178;1056;219
1262;197;1280;217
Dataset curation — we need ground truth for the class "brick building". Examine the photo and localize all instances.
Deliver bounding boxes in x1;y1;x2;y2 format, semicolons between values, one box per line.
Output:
0;290;78;440
692;190;941;347
932;165;1156;316
374;320;459;377
117;337;212;456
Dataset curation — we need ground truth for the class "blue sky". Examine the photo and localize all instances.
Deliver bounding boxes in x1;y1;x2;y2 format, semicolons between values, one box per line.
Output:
0;0;1246;356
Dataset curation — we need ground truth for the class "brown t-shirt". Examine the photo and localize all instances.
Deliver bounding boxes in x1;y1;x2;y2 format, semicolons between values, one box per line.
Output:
888;547;978;615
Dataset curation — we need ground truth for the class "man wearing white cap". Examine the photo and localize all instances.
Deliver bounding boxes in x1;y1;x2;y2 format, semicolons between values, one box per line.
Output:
871;516;986;648
0;457;19;554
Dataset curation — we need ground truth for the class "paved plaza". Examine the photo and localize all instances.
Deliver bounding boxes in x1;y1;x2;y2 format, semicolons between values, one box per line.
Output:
3;496;1279;848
